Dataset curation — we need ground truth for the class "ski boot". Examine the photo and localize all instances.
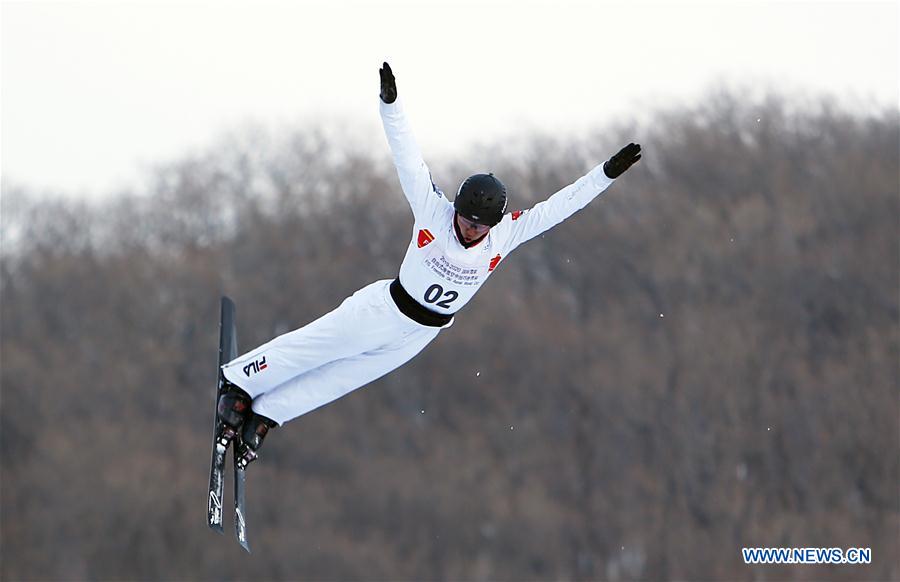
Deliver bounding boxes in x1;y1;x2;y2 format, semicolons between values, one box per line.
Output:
216;380;252;447
236;411;278;469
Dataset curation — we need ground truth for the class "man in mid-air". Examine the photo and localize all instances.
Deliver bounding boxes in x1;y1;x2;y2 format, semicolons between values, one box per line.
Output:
216;62;642;467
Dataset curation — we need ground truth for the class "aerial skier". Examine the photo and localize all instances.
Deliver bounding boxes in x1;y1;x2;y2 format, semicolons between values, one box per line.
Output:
217;62;642;468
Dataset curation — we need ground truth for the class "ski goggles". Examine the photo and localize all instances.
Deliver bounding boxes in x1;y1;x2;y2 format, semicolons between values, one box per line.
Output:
457;214;492;235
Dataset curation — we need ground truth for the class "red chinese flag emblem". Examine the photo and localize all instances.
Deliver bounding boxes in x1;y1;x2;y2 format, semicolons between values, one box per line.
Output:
417;229;435;248
511;210;524;221
488;254;502;272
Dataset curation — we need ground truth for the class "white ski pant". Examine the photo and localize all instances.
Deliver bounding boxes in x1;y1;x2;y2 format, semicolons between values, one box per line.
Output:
221;279;450;425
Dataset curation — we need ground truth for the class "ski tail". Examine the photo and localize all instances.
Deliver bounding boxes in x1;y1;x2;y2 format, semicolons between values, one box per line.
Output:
233;445;250;552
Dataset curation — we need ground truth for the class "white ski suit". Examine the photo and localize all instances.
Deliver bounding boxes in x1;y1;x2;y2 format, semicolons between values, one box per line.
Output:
221;97;617;425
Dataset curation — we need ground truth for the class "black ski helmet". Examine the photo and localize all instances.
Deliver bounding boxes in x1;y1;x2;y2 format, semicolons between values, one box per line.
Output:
454;173;508;227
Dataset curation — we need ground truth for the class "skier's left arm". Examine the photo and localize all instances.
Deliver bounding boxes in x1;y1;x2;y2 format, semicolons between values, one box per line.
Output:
500;143;642;251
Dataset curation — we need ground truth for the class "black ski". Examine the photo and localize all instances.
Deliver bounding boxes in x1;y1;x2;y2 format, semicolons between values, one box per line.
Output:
233;437;250;551
206;296;251;552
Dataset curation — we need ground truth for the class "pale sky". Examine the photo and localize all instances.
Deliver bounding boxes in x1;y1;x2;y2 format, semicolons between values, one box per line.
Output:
2;0;898;198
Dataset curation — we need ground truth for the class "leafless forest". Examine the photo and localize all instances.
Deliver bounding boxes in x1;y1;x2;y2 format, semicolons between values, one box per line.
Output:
2;90;898;581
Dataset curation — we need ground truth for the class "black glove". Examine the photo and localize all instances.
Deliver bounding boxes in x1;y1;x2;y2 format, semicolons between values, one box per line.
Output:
379;62;397;104
603;143;642;179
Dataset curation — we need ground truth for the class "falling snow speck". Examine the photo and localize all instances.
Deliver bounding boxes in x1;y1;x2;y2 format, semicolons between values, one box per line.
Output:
421;410;425;414
476;371;480;377
510;426;514;430
659;313;664;318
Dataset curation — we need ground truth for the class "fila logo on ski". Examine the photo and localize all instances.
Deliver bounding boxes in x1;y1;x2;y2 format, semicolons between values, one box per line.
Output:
417;229;435;248
488;254;502;272
208;491;222;523
235;507;247;542
243;356;268;378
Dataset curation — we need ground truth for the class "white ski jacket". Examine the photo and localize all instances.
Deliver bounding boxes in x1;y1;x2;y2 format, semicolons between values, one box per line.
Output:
380;97;616;316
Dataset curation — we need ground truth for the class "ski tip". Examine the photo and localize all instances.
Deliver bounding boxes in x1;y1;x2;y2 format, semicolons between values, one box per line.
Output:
208;522;225;535
239;540;251;553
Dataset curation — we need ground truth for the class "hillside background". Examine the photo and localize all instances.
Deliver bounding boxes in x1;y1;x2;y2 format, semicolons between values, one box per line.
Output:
2;90;898;581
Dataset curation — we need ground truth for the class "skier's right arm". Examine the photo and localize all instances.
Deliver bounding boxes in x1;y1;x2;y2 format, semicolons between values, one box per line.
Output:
379;62;441;219
496;143;642;253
